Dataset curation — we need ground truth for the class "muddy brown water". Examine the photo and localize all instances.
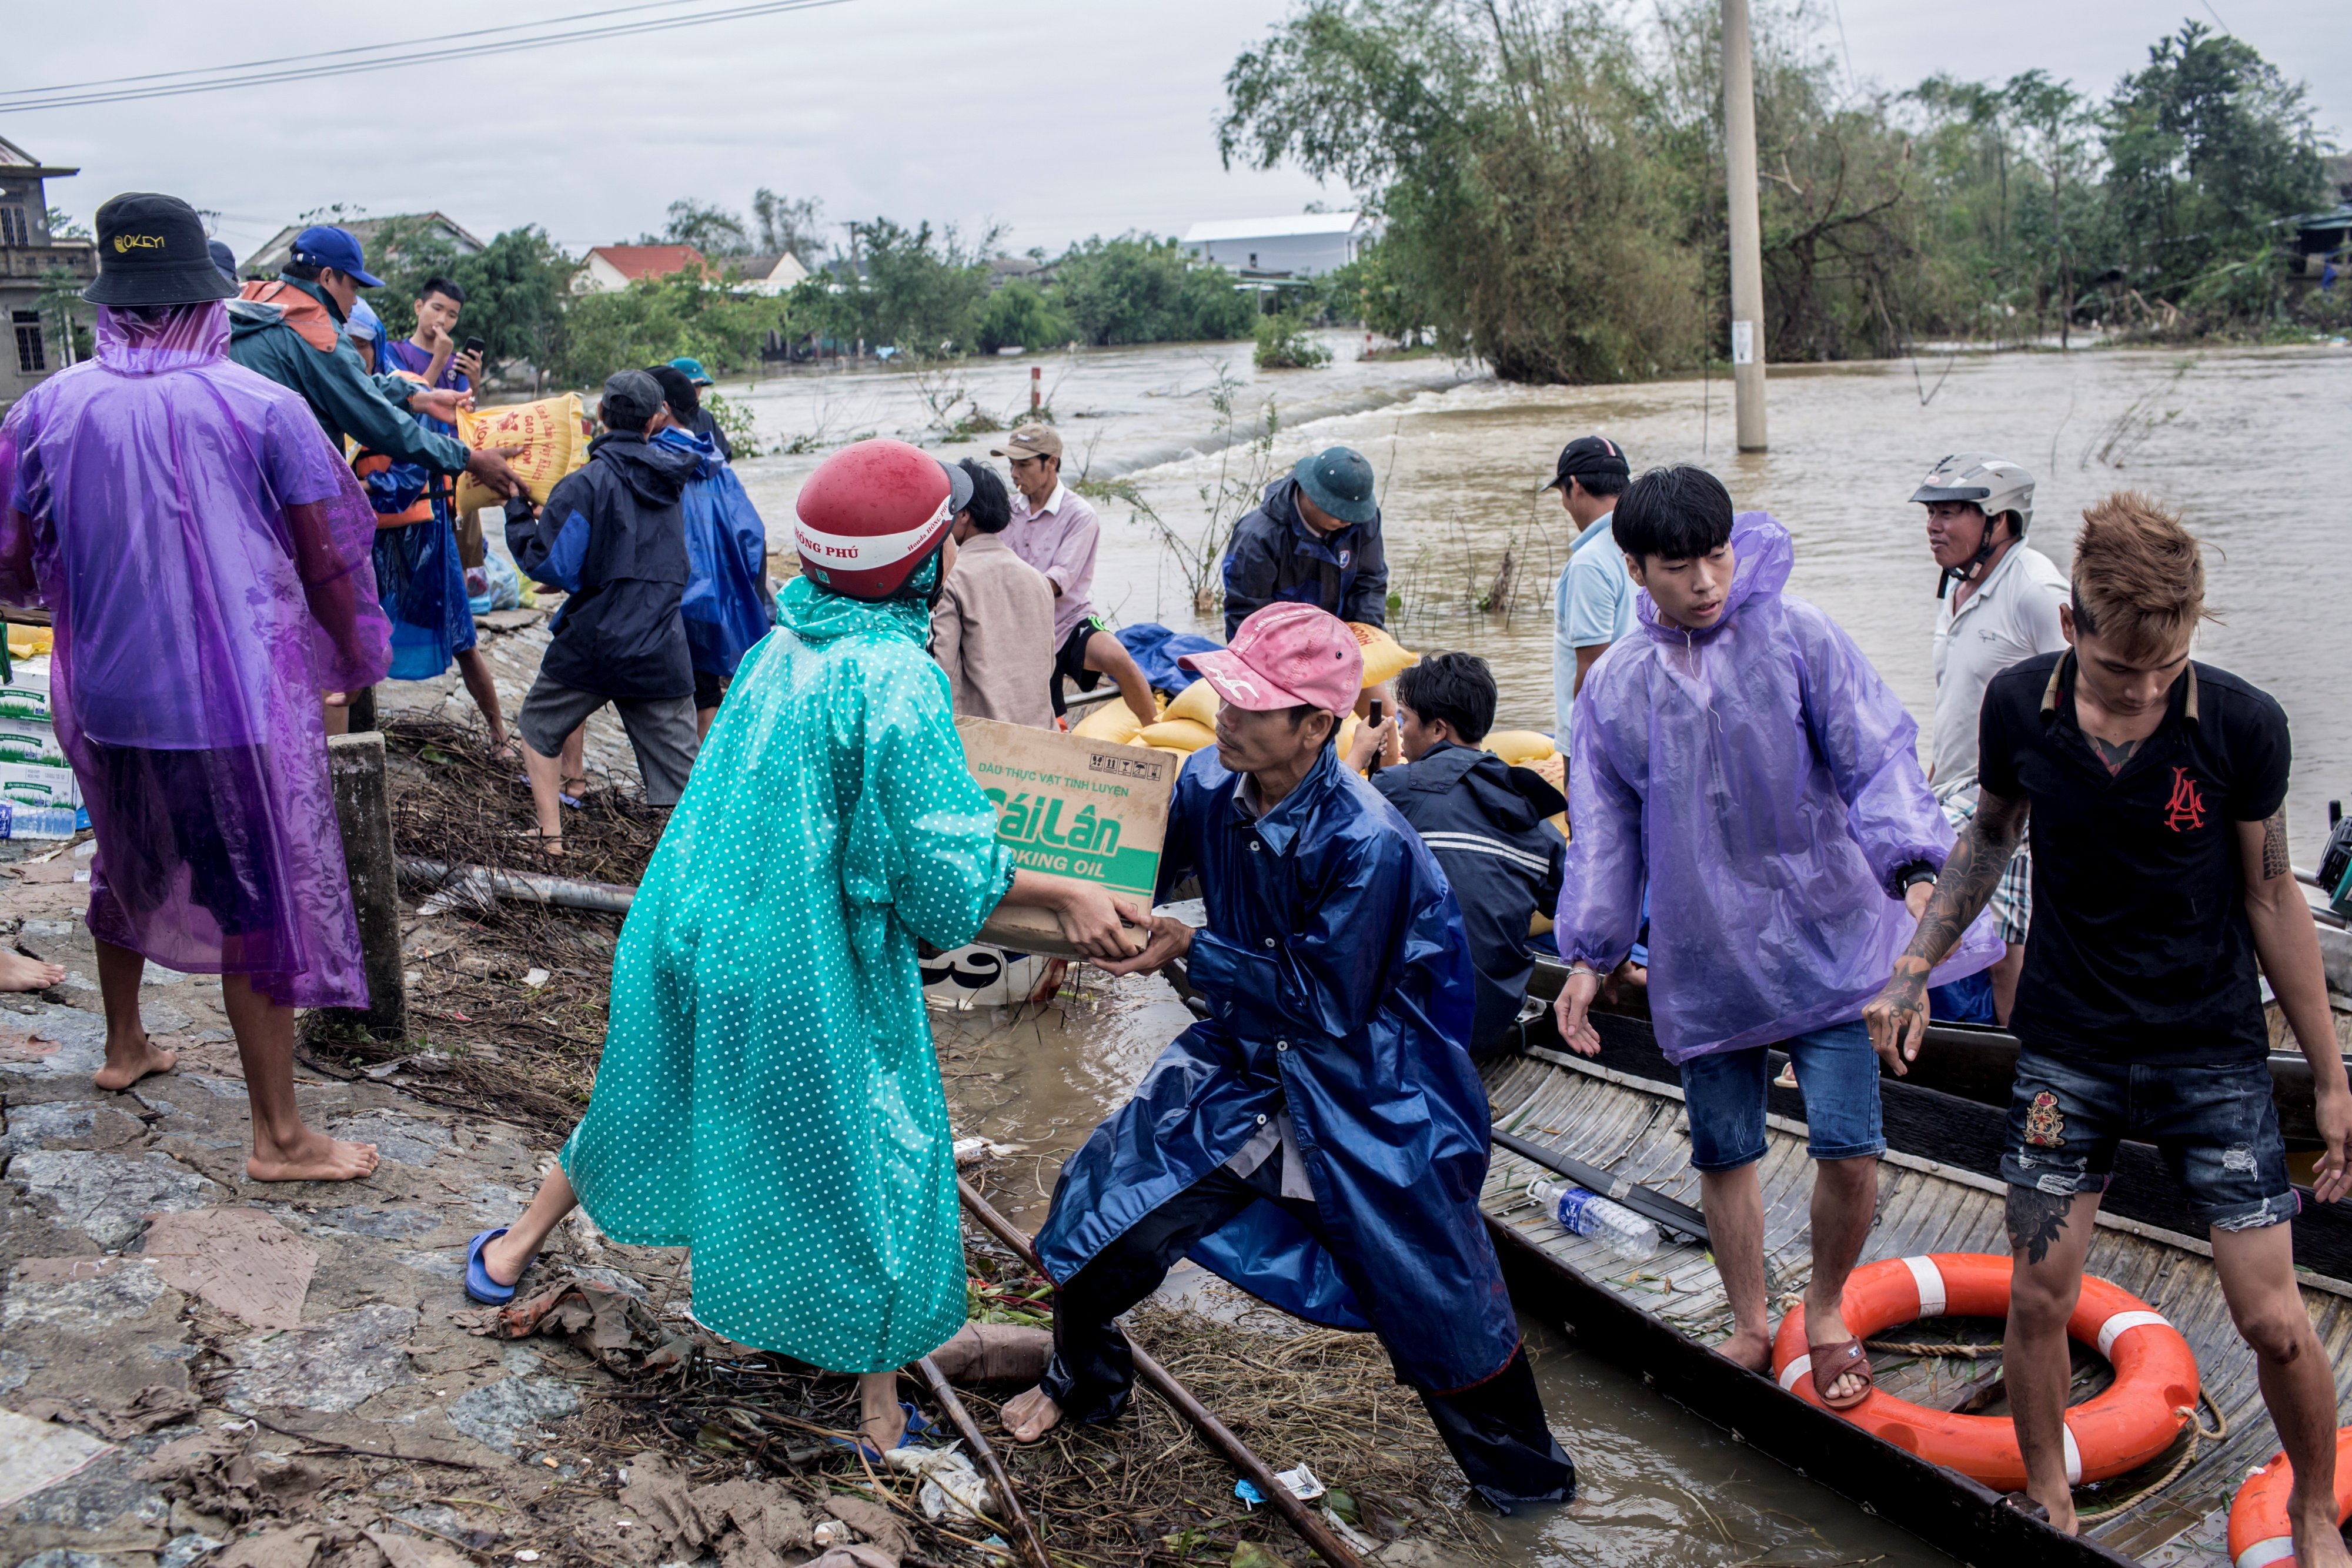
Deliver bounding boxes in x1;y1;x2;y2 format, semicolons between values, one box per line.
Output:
847;342;2352;1564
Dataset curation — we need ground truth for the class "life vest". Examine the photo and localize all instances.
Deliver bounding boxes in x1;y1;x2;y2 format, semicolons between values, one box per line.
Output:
350;367;438;529
236;278;342;353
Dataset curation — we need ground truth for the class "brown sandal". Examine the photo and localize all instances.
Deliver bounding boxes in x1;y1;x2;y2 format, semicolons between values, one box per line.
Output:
1808;1337;1874;1410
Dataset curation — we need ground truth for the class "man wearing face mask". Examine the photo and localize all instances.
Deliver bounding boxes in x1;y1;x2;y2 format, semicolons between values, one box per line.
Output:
1913;454;2069;1023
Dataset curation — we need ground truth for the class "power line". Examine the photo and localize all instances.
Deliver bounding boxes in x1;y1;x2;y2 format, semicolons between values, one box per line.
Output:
2;0;851;112
0;0;715;101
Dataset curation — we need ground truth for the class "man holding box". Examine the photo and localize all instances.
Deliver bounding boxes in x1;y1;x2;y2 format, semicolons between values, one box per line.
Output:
1001;602;1576;1511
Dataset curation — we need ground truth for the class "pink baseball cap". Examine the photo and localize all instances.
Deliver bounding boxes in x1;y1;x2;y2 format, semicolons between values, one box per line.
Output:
1179;603;1363;716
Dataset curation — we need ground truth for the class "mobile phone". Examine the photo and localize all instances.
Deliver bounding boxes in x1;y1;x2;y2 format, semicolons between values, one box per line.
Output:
460;336;485;357
1365;700;1386;774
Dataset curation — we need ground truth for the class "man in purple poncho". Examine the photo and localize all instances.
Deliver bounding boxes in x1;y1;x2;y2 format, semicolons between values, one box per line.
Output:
1550;465;1998;1410
0;193;393;1183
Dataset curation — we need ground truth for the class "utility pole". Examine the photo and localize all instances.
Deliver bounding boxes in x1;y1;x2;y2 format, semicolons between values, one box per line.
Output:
1721;0;1768;452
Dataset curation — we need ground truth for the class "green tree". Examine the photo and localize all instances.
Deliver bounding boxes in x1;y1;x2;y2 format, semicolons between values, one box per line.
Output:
1051;234;1256;346
2103;21;2330;313
647;198;752;256
368;221;579;387
2004;71;2099;345
751;189;829;268
975;280;1073;353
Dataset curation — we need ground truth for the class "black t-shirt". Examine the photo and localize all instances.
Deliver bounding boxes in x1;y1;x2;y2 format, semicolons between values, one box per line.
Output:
1978;651;2291;1062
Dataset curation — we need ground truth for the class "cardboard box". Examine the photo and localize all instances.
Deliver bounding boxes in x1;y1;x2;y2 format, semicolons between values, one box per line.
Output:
0;716;64;767
0;656;51;724
0;758;80;809
957;717;1179;957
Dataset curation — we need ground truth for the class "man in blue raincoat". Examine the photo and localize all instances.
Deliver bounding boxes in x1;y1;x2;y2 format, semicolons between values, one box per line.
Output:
647;365;771;737
1004;603;1575;1510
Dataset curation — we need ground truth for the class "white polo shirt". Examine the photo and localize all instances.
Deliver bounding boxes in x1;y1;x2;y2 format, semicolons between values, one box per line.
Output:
1930;541;2070;800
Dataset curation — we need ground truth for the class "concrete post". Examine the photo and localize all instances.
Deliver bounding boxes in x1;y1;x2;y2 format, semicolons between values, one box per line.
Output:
344;684;377;736
1722;0;1769;452
323;731;406;1040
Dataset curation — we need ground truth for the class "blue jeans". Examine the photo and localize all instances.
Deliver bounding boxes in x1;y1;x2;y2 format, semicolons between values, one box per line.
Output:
2000;1048;2297;1231
1679;1020;1885;1173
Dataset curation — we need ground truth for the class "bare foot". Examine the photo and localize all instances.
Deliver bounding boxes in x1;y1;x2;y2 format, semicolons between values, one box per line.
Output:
1806;1289;1870;1405
248;1129;379;1182
2029;1483;2079;1536
0;949;65;992
95;1035;179;1091
2289;1489;2352;1566
1718;1326;1772;1374
1000;1385;1063;1445
859;1373;907;1452
480;1228;536;1288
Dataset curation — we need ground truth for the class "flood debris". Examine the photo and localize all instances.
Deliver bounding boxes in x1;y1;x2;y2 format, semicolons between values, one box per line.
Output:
475;1272;696;1375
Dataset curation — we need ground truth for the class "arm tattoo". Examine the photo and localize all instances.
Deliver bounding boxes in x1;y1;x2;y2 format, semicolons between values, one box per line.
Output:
2260;807;2290;881
2087;733;2141;775
1904;792;2029;966
2005;1185;2073;1266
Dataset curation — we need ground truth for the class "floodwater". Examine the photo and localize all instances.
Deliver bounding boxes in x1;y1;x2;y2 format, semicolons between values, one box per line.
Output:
737;333;2352;861
806;335;2352;1566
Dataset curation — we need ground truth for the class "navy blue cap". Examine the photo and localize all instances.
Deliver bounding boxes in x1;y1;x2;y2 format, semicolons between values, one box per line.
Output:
1541;434;1630;492
290;225;384;288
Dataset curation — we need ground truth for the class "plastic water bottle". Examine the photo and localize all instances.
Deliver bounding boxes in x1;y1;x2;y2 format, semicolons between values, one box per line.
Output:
1529;1178;1662;1260
0;803;79;840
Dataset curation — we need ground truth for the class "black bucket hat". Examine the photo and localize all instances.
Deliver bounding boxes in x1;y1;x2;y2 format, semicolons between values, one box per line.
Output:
83;193;238;307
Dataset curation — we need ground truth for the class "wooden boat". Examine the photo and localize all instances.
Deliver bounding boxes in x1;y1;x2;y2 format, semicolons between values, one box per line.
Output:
1481;997;2352;1567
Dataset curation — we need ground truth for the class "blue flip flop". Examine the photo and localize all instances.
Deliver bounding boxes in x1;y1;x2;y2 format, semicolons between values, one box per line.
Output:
831;1401;936;1460
464;1228;531;1305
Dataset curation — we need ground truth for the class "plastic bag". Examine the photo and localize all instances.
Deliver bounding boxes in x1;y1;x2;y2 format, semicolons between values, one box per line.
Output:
467;549;523;615
1138;718;1217;752
453;393;591;515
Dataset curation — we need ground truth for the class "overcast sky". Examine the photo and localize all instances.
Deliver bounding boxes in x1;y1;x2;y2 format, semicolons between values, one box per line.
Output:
9;0;2346;266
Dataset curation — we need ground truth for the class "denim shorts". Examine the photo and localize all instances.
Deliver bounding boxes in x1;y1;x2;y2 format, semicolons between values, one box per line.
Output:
1680;1019;1885;1172
2000;1047;2297;1231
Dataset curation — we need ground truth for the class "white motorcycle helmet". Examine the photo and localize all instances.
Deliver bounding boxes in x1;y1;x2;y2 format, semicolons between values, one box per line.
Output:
1912;453;2035;598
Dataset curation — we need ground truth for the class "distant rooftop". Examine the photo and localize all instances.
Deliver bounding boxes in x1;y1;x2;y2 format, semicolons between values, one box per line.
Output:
0;132;81;178
587;244;709;282
1180;212;1364;245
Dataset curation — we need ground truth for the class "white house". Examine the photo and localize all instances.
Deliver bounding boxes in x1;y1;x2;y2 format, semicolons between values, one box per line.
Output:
574;245;709;294
242;213;484;279
727;252;810;296
1180;212;1372;278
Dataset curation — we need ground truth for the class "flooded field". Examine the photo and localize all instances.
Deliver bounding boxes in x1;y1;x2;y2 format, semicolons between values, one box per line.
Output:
736;334;2352;860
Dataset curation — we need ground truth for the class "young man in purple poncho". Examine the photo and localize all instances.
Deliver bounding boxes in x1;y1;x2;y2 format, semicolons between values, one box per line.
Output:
1551;465;1999;1410
0;193;395;1183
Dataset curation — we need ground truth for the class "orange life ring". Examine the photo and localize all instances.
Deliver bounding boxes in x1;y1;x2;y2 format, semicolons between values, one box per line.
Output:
1769;1252;2198;1492
2225;1426;2352;1568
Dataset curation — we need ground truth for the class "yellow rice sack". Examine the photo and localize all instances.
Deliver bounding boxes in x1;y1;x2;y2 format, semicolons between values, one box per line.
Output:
1164;678;1221;728
1347;622;1419;687
1138;718;1218;753
1482;730;1557;765
454;393;592;516
1073;697;1158;745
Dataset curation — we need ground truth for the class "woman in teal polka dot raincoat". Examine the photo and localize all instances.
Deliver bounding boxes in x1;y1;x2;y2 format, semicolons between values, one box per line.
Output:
467;440;1138;1451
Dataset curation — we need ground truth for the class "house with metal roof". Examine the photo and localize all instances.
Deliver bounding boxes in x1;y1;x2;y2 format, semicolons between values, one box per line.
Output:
1180;212;1372;280
240;212;486;279
0;132;97;409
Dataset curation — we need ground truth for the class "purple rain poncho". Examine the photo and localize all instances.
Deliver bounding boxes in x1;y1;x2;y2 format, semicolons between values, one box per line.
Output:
0;303;390;1007
1556;513;2000;1063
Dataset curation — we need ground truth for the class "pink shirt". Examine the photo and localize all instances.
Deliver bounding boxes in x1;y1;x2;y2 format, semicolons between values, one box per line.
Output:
1003;480;1099;646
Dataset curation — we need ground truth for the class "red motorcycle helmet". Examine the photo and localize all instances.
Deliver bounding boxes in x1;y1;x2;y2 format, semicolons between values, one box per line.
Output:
791;438;962;600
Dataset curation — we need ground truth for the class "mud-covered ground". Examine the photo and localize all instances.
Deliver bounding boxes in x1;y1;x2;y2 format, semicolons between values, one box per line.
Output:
0;614;1490;1568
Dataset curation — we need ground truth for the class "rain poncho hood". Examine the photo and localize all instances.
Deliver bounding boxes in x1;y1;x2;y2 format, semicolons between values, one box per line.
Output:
554;573;1014;1368
1557;513;1999;1062
0;302;390;1005
654;425;772;680
1038;744;1522;1395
